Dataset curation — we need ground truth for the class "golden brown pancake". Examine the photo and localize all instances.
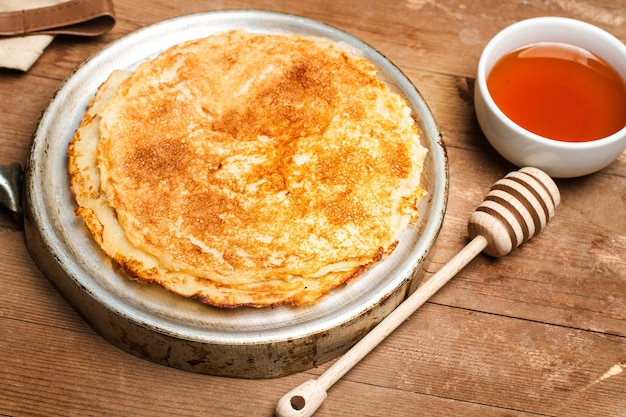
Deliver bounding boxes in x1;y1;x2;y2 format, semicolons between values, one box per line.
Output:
68;30;427;307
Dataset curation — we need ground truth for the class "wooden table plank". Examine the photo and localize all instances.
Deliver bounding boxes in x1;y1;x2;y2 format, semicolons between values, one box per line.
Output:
340;304;626;416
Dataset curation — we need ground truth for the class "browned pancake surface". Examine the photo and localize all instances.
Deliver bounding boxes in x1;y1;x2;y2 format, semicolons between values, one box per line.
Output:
69;30;427;307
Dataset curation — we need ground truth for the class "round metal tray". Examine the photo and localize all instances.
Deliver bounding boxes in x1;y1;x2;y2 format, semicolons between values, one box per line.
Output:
23;10;448;378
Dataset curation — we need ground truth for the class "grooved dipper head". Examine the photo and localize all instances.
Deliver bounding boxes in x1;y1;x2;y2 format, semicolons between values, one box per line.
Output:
468;167;560;257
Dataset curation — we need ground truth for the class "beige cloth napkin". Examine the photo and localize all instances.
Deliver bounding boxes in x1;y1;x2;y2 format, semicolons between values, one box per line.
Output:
0;0;116;71
0;0;68;71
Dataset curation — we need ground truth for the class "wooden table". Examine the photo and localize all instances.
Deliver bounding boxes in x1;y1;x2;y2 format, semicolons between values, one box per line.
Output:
1;1;624;416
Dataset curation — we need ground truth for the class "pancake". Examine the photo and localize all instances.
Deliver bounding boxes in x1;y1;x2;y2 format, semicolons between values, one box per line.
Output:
68;30;427;307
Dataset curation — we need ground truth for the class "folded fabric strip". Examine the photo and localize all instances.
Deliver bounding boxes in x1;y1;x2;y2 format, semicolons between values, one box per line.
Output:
0;34;54;71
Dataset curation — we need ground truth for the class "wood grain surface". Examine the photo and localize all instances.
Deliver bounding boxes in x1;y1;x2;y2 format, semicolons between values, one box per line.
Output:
1;1;625;416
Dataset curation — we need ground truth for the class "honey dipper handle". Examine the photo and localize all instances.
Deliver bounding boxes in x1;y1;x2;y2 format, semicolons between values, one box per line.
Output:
275;235;488;417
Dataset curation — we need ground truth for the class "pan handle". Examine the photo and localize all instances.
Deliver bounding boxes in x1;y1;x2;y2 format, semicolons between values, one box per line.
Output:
0;163;24;225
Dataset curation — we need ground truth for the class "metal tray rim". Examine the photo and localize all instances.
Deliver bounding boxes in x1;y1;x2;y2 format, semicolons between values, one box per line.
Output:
25;10;448;347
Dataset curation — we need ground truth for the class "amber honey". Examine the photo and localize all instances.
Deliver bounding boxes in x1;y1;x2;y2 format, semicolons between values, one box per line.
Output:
487;42;626;142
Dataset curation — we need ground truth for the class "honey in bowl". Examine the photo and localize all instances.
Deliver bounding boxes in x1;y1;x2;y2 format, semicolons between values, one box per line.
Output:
487;42;626;142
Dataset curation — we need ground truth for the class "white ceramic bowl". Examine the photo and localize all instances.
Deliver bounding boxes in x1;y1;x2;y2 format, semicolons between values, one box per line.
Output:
474;17;626;178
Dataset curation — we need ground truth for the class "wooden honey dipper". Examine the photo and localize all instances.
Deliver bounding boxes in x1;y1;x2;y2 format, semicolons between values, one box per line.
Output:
276;166;560;417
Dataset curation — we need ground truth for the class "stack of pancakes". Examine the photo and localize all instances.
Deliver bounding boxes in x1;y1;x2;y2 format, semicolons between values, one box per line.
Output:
68;30;427;307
